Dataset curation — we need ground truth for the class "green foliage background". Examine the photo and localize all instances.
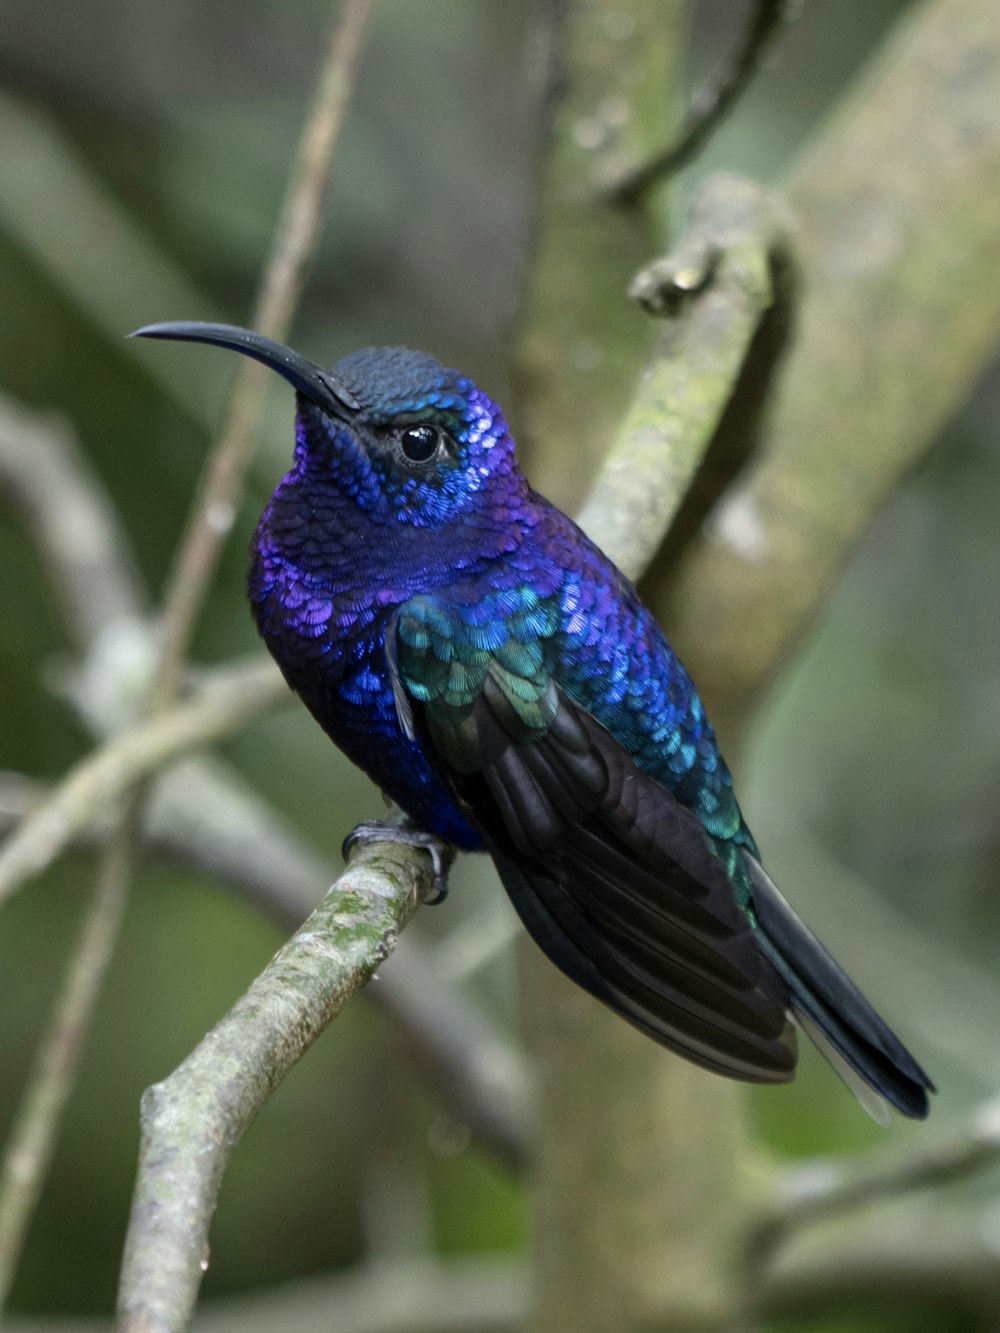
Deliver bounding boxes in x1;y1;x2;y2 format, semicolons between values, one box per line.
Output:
0;0;997;1324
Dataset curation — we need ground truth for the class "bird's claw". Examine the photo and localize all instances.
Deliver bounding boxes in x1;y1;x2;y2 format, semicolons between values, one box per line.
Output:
342;819;454;904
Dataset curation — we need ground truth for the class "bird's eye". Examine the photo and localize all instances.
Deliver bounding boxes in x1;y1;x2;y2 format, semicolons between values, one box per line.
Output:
399;424;441;464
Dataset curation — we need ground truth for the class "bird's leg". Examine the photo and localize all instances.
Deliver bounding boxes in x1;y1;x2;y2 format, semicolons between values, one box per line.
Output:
342;816;455;905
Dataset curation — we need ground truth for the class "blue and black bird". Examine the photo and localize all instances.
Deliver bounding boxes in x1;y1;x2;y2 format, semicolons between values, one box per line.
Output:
135;321;933;1121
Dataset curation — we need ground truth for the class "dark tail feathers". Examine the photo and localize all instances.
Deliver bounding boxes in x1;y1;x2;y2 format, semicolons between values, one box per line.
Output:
745;853;934;1121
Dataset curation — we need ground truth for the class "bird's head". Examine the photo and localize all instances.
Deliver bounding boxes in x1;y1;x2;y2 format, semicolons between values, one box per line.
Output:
131;322;523;527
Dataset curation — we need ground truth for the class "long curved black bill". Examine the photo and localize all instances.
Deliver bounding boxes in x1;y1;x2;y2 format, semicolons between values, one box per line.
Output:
130;321;361;415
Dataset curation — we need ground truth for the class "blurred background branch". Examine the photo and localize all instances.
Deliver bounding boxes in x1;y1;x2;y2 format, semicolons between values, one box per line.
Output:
0;808;139;1310
0;658;286;910
753;1092;1000;1261
518;0;999;1328
604;0;796;204
0;396;145;647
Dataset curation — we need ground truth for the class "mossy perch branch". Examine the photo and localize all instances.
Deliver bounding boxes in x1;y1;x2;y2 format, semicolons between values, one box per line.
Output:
115;833;433;1332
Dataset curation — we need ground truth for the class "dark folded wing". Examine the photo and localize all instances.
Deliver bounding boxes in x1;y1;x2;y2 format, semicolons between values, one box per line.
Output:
393;594;797;1083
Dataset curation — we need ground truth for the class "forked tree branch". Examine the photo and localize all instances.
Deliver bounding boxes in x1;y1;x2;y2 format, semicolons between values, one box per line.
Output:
604;0;795;204
658;0;1000;743
518;0;1000;1328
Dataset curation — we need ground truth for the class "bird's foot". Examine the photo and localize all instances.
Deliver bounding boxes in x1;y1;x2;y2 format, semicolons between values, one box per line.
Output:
342;819;455;905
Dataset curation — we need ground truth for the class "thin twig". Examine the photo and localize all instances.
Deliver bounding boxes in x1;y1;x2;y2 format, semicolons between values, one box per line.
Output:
150;0;376;707
750;1095;1000;1263
0;658;287;912
0;3;374;1306
603;0;795;205
0;808;141;1306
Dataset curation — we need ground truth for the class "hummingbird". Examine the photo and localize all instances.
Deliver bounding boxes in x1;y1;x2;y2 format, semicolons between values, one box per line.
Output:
133;320;933;1121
